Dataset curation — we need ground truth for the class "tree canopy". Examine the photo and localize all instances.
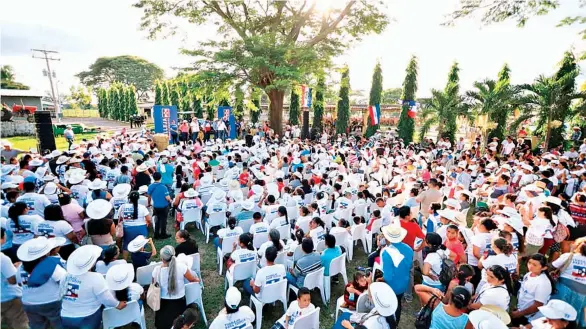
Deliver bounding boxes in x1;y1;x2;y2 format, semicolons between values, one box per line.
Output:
67;85;93;109
1;65;30;90
397;56;418;143
76;55;164;100
365;61;383;137
134;0;388;135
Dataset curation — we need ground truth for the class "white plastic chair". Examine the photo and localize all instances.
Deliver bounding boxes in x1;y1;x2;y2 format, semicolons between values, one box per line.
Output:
322;213;334;229
225;256;257;290
371;257;383;281
315;240;326;253
276;224;290;242
180;206;203;231
263;210;279;225
324;253;348;303
217;235;239;275
237;218;254;233
365;220;382;254
253;232;269;250
185;282;207;327
286;205;299;221
200;193;211;206
354;204;368;219
102;300;145;329
205;211;226;243
250;279;287;329
275;251;287;266
296;219;310;233
190;253;202;286
136;262;161;286
288;267;326;305
335;292;369;321
351;224;368;254
331;229;353;261
303;194;313;205
292;306;320;329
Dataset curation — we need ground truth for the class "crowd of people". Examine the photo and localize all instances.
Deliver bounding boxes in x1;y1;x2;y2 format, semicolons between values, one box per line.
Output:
1;123;586;329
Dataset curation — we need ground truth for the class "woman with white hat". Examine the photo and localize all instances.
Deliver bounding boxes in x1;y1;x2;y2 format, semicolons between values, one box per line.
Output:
83;179;111;207
105;263;143;309
334;282;398;329
67;168;88;205
60;245;127;329
152;245;199;329
110;183;131;219
118;190;151;259
41;180;70;205
513;298;578;329
86;199;116;250
209;286;255;329
16;236;67;329
36;204;77;260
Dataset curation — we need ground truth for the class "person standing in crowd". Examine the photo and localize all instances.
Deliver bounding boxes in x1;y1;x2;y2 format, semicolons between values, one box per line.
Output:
170;120;179;144
148;172;172;239
64;126;75;151
190;117;200;143
1;227;28;329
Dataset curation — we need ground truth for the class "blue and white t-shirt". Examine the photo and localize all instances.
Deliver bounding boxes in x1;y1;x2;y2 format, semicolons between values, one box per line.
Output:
61;272;111;318
34;220;73;245
277;300;316;327
17;263;66;305
119;204;149;227
253;264;286;300
209;306;255;329
16;192;51;217
8;215;44;245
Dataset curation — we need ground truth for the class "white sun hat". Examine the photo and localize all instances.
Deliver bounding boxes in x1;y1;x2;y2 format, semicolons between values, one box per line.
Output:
200;175;213;186
67;245;103;275
49;237;67;247
545;196;562;206
437;209;458;222
43;182;59;195
251;185;263;195
444;198;461;211
86;199;113;219
381;225;407;244
184;188;198;198
468;310;508;329
106;263;135;291
138;185;148;194
225;287;242;310
17;237;58;262
112;183;131;197
88;179;107;190
241;199;255;211
369;282;398;316
538;299;577;322
136;164;149;172
212;189;227;202
228;180;240;191
29;159;44;167
56;156;70;165
68;171;86;185
127;235;149;253
1;182;18;190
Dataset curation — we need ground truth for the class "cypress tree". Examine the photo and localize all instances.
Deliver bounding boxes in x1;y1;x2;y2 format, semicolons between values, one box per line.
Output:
312;73;325;133
170;82;181;108
336;66;351;135
154;81;162;105
194;95;203;118
366;61;383;137
397;56;419;144
443;62;460;143
129;85;138;117
289;86;300;126
161;81;170;106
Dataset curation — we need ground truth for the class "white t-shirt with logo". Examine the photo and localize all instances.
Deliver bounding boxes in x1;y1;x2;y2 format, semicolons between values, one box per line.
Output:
269;216;288;229
517;272;552;320
61;272;111;317
70;184;90;205
8;215;44;245
480;253;518;283
218;227;244;241
253;264;286;300
34;220;73;245
119;204;150;227
209;306;255;329
16;192;51;217
110;197;128;218
309;226;326;247
277;301;316;327
467;232;493;266
17;264;66;305
474;284;510;311
552;253;586;284
229;248;257;271
422;249;451;286
249;222;269;235
257;240;284;267
1;252;21;302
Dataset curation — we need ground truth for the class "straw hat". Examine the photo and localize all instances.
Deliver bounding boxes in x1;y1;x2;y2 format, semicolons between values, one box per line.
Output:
67;245;103;275
106;263;135;291
127;235;149;253
29;159;44;167
68;171;86;185
545;196;562;206
381;225;407;244
88;179;107;190
211;189;227;202
437;209;458;223
136;164;149;172
112;183;131;197
86;199;113;219
200;175;213;186
369;282;398;316
479;305;511;325
17;237;58;261
468;310;508;329
241;199;255;211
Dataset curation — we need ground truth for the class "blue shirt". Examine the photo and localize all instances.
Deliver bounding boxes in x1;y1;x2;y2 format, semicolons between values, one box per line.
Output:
382;242;413;295
320;246;342;276
131;251;151;270
170;124;178;134
157;164;174;185
147;182;170;208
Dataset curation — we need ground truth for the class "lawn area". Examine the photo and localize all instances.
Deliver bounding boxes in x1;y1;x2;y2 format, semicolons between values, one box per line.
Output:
5;133;101;152
147;218;421;329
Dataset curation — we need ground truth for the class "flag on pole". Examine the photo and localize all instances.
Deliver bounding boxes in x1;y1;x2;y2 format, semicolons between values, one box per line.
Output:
300;85;308;107
407;100;418;118
368;104;380;125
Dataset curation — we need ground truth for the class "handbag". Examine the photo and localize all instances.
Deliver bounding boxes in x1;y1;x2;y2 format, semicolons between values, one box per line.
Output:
147;267;161;311
550;252;574;283
415;294;438;329
116;212;124;239
552;223;569;243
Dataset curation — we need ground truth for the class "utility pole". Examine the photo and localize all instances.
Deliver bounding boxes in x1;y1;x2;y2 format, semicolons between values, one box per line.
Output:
32;49;61;122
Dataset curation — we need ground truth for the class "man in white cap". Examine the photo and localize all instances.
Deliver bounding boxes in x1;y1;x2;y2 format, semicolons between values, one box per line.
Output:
209;287;254;329
1;141;24;160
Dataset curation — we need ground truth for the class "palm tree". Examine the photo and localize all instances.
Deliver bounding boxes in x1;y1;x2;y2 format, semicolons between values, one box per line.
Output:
419;83;471;143
518;71;586;150
466;66;519;141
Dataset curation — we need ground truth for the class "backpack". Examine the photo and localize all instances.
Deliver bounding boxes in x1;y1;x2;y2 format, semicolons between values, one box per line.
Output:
415;294;438;329
438;251;457;288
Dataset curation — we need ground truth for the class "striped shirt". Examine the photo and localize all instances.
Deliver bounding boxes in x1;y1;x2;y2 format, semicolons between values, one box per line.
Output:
293;252;322;287
569;203;586;225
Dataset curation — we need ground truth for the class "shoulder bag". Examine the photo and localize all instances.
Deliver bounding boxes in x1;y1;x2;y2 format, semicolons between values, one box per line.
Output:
146;267;161;311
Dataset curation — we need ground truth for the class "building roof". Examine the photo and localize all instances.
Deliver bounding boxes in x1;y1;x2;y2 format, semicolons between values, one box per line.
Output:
1;89;44;98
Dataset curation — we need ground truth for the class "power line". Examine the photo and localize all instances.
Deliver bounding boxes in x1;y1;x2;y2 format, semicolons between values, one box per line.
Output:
32;48;61;122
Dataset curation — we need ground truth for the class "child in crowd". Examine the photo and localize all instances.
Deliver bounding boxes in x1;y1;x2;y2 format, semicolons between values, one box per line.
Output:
445;224;466;264
172;307;198;329
128;235;157;271
341;271;370;310
271;287;315;329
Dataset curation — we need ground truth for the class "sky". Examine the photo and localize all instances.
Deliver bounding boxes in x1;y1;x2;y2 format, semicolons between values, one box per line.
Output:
1;0;585;99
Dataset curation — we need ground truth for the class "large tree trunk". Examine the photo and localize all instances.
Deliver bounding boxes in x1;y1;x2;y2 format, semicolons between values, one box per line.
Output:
267;89;285;137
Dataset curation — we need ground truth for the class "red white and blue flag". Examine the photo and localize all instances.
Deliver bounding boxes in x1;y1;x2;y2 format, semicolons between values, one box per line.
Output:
368;104;380;125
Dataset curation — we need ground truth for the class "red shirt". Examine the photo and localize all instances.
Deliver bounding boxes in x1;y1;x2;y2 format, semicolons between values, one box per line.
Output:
277;182;284;192
400;220;425;249
239;172;249;186
445;238;465;263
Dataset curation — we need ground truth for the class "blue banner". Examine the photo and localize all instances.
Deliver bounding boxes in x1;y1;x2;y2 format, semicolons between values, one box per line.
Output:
153;105;178;141
218;106;236;139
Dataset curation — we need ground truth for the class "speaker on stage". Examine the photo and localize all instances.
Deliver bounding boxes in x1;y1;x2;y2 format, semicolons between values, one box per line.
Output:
245;134;253;147
301;111;310;140
34;111;57;152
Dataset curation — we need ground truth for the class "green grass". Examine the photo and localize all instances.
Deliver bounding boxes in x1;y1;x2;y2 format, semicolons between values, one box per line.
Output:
146;218;421;329
5;133;101;152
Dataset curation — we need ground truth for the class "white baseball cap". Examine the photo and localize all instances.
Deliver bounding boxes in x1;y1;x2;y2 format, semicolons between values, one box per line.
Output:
225;287;242;309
